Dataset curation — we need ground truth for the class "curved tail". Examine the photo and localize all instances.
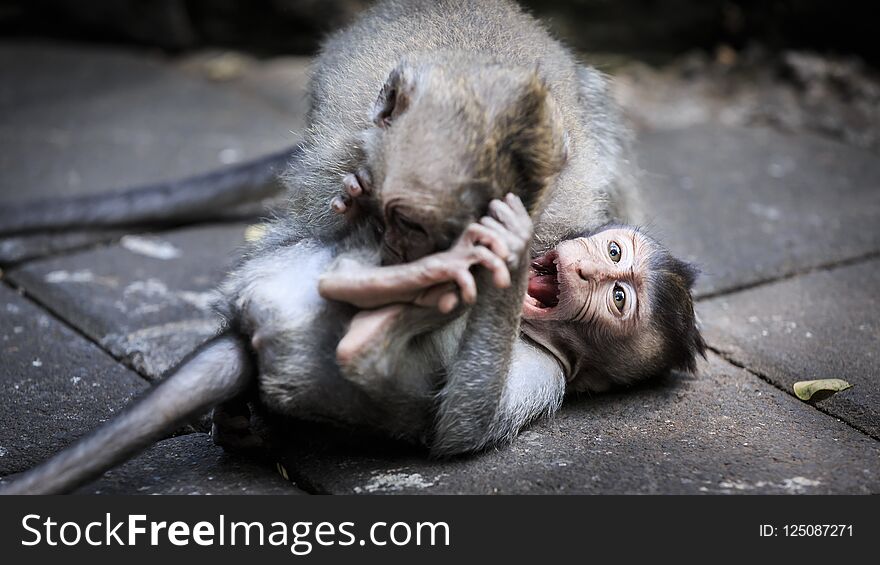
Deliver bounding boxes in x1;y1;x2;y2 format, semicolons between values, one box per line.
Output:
0;146;298;236
0;333;254;495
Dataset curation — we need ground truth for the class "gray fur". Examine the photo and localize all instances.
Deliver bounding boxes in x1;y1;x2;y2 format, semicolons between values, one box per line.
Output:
277;0;634;250
220;0;636;453
1;0;643;494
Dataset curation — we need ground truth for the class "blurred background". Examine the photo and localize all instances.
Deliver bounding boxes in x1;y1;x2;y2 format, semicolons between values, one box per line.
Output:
2;0;878;64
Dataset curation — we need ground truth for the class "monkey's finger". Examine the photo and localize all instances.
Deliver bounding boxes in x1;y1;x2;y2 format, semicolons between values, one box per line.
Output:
489;198;520;229
479;215;507;237
331;195;350;214
480;216;518;249
452;269;478;304
343;173;363;197
505;192;528;216
414;282;456;308
470;246;511;289
503;193;534;237
463;223;511;260
437;292;459;313
356;168;374;195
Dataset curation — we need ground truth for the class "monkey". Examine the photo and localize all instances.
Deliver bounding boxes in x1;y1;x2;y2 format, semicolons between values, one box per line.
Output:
0;0;702;494
0;146;295;236
270;0;637;255
212;193;705;457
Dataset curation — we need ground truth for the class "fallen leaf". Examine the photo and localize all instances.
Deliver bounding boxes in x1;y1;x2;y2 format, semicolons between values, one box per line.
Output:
793;379;853;402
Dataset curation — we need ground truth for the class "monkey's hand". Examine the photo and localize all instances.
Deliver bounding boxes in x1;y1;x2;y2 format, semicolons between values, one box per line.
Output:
319;228;510;312
330;168;373;219
320;194;532;312
427;193;534;308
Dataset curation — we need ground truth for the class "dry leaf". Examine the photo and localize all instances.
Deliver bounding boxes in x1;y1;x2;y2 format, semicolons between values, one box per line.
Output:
793;379;853;402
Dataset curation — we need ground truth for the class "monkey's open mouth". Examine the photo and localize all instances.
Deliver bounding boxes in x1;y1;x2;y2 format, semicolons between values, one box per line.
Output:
528;251;559;309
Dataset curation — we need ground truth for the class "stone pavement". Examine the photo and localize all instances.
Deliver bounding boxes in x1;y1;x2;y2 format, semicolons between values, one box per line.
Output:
1;43;878;494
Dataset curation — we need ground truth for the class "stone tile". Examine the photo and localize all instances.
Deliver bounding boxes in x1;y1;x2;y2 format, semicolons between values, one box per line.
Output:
0;230;125;265
77;434;303;495
176;53;311;125
270;354;880;494
699;259;880;437
0;285;147;477
0;42;299;206
636;125;880;296
6;224;249;379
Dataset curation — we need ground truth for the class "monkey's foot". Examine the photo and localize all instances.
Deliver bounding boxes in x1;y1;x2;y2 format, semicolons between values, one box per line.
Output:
211;400;264;452
331;168;373;215
336;305;404;371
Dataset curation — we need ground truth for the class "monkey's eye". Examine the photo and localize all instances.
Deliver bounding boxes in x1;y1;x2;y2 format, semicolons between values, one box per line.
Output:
608;241;622;263
391;211;427;236
612;284;626;313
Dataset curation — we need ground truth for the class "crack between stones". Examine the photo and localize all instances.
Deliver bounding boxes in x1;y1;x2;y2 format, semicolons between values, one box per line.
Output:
706;344;880;443
1;279;324;493
0;277;154;384
279;466;329;495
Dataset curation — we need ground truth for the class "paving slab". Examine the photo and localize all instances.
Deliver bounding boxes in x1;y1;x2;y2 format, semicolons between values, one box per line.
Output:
268;353;880;494
0;284;147;477
0;230;125;265
76;433;303;495
636;125;880;296
0;42;299;205
176;52;311;125
6;224;249;379
698;258;880;438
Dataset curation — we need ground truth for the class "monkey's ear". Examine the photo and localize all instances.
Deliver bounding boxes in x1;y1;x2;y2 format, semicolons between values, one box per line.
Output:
371;64;415;128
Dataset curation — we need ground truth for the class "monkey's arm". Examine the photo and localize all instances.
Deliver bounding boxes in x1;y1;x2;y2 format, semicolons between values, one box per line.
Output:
318;222;513;311
0;334;254;495
431;196;542;456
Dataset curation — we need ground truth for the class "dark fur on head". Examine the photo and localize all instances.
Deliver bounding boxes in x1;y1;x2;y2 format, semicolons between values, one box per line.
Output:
644;244;707;375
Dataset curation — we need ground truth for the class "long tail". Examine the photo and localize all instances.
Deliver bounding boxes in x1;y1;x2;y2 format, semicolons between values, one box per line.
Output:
0;333;254;495
0;146;298;236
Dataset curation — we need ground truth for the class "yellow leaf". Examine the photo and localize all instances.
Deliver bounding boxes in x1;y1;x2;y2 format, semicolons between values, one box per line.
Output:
793;379;853;402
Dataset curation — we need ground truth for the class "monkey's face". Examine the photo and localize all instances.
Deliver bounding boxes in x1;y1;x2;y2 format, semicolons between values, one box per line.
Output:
522;226;705;391
365;61;565;264
524;227;651;331
374;110;487;263
363;68;490;263
522;227;656;379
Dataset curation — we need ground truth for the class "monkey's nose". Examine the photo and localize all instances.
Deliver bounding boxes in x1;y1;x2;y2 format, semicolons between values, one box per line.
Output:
576;262;594;282
576;261;608;283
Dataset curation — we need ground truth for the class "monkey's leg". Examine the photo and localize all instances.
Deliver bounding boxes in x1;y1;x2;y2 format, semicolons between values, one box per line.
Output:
0;334;254;495
211;396;264;451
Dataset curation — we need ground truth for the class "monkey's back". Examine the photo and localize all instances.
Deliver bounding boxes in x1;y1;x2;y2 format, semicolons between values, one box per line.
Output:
310;0;578;130
290;0;634;248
